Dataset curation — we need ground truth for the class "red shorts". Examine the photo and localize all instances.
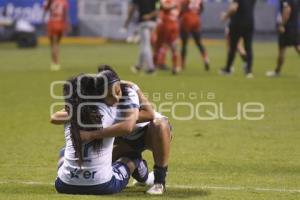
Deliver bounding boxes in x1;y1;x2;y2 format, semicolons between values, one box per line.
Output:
48;21;65;37
156;22;179;45
180;12;201;33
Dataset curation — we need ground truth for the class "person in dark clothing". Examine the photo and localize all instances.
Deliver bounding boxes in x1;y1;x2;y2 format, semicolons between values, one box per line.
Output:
266;0;300;77
220;0;257;78
124;0;159;74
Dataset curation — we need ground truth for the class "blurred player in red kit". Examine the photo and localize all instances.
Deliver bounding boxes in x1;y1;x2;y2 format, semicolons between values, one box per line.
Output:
180;0;210;70
43;0;69;71
154;0;182;74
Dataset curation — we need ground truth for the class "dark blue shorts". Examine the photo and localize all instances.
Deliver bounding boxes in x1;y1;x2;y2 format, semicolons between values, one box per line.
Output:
55;162;130;195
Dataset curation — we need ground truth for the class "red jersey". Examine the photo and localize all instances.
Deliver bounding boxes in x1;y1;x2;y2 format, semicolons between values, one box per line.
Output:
45;0;68;24
181;0;202;14
159;0;181;24
180;0;202;32
45;0;68;37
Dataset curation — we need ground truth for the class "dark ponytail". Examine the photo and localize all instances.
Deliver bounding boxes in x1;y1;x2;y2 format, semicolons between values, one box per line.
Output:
64;76;83;167
64;74;105;167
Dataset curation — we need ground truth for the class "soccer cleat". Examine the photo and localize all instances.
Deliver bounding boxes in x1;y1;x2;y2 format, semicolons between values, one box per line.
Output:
266;71;280;78
246;73;254;79
204;61;210;71
146;183;165;195
133;171;155;187
157;64;170;71
172;66;182;75
145;68;156;75
50;63;61;71
131;65;142;74
219;68;232;76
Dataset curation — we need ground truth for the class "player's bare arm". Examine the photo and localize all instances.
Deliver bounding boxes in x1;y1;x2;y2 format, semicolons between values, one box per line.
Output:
80;108;139;141
220;1;238;22
278;3;292;33
124;3;136;29
50;109;69;124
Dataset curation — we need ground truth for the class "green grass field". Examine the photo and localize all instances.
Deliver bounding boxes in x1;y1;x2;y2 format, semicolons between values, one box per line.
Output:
0;40;300;200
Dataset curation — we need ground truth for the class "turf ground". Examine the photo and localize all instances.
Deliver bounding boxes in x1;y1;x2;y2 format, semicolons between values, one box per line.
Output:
0;39;300;200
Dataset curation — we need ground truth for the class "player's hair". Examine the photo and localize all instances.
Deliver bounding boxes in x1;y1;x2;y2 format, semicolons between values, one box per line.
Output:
63;74;105;167
97;64;129;99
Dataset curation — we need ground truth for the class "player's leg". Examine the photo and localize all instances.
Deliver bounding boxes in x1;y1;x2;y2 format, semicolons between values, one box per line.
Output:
221;27;240;74
191;30;210;71
242;29;254;77
169;25;181;75
294;45;300;55
153;26;165;68
169;40;181;75
180;28;189;69
113;138;152;185
237;39;247;62
275;47;286;74
267;30;290;77
49;33;62;71
139;22;155;74
144;118;172;194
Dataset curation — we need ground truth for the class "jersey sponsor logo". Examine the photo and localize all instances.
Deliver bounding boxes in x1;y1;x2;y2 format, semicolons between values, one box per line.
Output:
70;168;97;179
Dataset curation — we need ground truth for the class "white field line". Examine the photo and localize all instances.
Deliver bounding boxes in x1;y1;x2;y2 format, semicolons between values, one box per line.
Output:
0;180;300;194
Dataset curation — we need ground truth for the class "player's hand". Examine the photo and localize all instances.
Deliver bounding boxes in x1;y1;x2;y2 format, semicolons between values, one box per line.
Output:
278;25;285;34
142;14;152;21
220;12;227;22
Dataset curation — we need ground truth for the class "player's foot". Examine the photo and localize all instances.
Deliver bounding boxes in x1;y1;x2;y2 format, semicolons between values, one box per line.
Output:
219;68;232;76
204;61;210;71
266;71;280;78
146;183;165;195
172;66;182;75
133;171;154;187
157;64;169;71
145;68;156;75
131;65;142;74
246;73;254;79
50;63;61;71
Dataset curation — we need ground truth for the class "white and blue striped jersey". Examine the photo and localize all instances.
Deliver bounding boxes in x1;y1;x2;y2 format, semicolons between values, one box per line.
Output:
118;85;165;141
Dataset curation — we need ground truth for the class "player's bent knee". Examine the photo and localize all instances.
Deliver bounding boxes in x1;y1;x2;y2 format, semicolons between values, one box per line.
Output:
151;119;171;138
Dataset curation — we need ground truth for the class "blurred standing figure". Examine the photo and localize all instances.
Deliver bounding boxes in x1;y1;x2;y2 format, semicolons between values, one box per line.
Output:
220;0;256;78
154;0;182;75
224;25;247;69
124;0;159;74
43;0;69;71
180;0;210;71
266;0;300;77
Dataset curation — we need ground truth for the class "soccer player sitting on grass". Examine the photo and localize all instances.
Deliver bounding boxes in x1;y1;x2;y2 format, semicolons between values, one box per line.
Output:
53;74;142;195
51;66;172;195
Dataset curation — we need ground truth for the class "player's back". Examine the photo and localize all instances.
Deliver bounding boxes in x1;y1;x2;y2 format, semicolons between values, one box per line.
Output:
58;103;117;186
181;0;202;15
